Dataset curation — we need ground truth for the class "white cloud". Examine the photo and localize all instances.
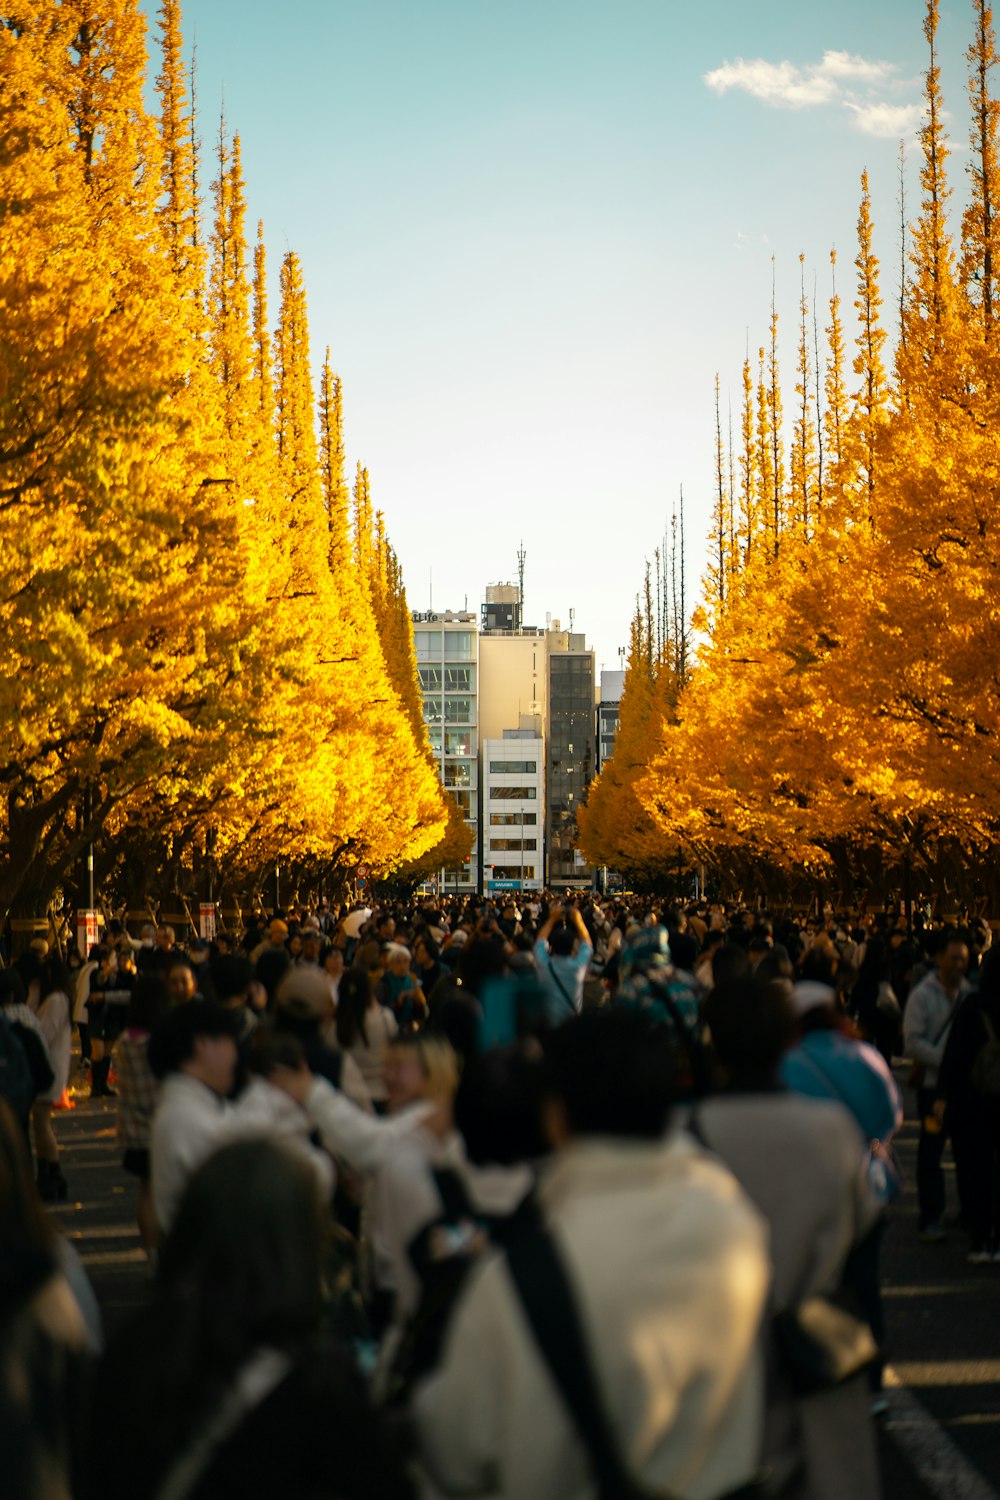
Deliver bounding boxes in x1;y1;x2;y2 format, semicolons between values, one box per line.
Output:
705;49;920;139
705;58;839;109
845;100;924;138
818;50;895;83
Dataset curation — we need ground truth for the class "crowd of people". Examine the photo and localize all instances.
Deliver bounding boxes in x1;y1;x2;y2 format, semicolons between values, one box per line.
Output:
1;889;998;1499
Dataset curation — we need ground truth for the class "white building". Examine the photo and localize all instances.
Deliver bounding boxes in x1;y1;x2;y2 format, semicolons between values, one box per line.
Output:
482;731;544;893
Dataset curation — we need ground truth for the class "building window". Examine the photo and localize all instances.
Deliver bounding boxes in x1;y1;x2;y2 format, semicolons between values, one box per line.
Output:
491;838;537;851
413;630;439;662
485;865;535;881
490;812;537;826
445;730;473;756
489;786;537;800
444;696;474;724
446;631;475;660
445;665;474;692
418;666;442;691
444;762;473;789
489;760;537;775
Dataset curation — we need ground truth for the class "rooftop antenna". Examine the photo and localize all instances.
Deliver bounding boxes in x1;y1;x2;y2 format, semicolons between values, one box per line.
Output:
517;541;526;630
429;567;433;612
569;607;575;633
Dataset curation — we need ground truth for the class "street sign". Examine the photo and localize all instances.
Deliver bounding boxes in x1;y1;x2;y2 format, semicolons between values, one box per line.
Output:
76;909;100;958
199;902;216;941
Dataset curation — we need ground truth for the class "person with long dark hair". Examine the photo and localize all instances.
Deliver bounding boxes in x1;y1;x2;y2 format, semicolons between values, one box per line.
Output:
85;1139;412;1500
0;1098;90;1499
31;956;74;1201
336;968;397;1113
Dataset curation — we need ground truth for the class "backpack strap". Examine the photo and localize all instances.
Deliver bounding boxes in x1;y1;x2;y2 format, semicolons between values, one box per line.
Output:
506;1222;654;1500
505;1224;763;1500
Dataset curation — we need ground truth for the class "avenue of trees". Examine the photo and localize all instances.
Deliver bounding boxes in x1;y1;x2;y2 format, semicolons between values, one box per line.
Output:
580;0;1000;908
0;0;471;920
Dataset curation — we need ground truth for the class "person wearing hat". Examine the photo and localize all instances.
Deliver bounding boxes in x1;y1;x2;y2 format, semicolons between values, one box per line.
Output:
249;919;289;965
274;968;371;1111
613;926;700;1031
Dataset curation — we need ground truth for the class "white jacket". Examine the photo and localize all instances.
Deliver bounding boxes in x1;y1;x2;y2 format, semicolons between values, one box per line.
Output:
151;1073;333;1234
415;1131;768;1500
301;1079;432;1174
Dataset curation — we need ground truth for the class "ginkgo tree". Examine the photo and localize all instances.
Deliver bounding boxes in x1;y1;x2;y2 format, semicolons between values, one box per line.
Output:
600;0;1000;906
0;0;455;920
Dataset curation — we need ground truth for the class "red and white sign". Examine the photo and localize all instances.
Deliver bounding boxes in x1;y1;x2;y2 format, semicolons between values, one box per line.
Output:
77;909;100;959
199;902;217;941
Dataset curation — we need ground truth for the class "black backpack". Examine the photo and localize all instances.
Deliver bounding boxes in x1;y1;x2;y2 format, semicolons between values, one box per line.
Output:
0;1014;36;1125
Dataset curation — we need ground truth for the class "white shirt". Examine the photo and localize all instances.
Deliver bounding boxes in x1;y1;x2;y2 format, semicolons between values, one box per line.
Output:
302;1080;432;1173
151;1073;333;1234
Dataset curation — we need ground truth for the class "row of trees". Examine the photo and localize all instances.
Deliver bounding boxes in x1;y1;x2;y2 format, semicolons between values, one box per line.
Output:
0;0;471;920
580;0;1000;907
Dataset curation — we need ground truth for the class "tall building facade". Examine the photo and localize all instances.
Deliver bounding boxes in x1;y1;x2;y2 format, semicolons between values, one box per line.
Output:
412;611;479;893
546;624;596;889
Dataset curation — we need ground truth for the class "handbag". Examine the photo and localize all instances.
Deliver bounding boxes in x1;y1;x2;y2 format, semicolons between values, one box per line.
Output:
506;1221;764;1500
772;1292;878;1395
876;980;901;1017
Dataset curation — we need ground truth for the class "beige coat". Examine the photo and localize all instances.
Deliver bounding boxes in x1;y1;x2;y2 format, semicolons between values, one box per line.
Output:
414;1131;769;1500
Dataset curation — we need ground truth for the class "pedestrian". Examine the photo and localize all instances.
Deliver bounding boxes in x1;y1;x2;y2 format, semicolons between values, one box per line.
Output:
700;976;882;1499
113;975;170;1260
904;930;971;1242
413;1009;768;1500
148;1002;333;1237
336;967;398;1113
84;1139;414;1500
935;943;1000;1261
30;956;74;1202
532;900;594;1026
0;1097;92;1500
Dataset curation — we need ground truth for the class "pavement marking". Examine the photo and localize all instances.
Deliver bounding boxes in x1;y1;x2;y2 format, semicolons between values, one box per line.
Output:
64;1223;139;1242
884;1366;1000;1500
891;1362;1000;1388
883;1284;1000;1299
79;1248;148;1269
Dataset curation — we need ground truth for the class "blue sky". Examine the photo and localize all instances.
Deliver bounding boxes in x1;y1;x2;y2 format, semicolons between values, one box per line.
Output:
156;1;974;672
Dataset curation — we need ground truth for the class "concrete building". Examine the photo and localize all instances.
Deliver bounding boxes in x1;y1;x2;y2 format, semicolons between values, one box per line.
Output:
546;623;596;889
482;729;544;892
477;628;547;744
412;600;599;893
480;582;521;634
412;611;479;893
597;668;626;770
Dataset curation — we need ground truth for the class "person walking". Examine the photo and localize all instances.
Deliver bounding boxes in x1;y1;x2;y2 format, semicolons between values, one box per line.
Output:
904;932;971;1242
